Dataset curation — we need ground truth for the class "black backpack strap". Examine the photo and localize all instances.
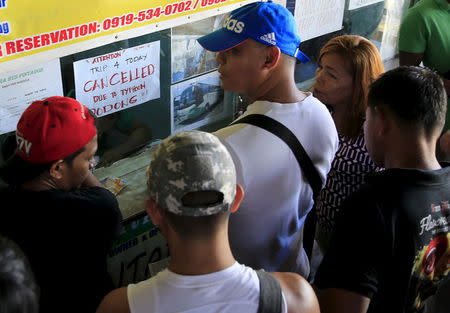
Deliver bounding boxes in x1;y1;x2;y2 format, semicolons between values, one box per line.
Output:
230;114;322;265
230;114;322;199
256;270;283;313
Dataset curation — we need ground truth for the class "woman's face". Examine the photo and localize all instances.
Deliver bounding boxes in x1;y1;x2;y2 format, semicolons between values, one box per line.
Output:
313;52;354;117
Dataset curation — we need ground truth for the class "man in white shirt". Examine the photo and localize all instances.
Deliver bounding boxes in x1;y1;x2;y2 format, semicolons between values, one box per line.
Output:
197;1;338;277
96;130;320;313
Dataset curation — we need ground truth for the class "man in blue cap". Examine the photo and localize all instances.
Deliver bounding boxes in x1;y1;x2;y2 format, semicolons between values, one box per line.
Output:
197;1;338;278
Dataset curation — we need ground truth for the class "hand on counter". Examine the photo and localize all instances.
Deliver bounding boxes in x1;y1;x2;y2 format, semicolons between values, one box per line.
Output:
97;147;127;168
96;113;153;168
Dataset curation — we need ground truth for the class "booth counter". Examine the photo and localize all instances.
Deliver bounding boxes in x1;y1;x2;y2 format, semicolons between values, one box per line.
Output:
94;143;170;287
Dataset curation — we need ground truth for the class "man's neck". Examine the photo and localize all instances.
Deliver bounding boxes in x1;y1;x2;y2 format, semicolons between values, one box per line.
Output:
248;72;307;104
383;134;441;170
167;234;236;276
21;176;58;191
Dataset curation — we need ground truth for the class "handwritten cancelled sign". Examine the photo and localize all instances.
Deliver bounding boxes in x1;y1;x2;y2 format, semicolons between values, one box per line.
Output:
74;41;160;117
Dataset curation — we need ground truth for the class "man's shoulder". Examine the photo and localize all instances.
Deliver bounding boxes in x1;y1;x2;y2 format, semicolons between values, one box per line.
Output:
404;0;441;22
270;272;310;297
65;186;115;200
217;96;334;136
0;186;43;207
0;185;114;204
96;287;130;313
339;167;449;223
335;178;386;222
271;272;320;313
298;95;337;129
54;186;119;212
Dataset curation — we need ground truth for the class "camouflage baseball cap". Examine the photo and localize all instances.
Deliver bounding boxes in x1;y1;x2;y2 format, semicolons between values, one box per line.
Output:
147;130;236;216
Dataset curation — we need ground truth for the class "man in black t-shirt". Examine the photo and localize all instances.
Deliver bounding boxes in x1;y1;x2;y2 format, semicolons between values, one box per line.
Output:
0;97;122;313
315;66;450;313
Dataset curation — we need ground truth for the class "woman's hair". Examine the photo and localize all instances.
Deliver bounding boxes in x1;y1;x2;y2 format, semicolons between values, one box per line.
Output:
318;35;384;138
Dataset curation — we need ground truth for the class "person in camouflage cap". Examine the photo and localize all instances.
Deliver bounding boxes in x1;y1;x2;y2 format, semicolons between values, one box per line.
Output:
96;130;320;313
147;130;237;217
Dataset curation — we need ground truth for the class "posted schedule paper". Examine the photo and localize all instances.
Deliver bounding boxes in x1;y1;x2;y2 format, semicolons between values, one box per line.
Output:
295;0;345;42
0;59;64;134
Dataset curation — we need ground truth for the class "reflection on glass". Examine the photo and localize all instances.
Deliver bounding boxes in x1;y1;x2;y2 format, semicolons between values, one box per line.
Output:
171;15;225;83
96;111;152;167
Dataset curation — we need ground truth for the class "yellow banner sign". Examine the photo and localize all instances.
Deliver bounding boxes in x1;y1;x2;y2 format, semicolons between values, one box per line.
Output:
0;0;251;65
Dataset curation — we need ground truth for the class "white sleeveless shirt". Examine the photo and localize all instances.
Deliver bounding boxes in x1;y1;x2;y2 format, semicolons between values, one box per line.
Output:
127;262;287;313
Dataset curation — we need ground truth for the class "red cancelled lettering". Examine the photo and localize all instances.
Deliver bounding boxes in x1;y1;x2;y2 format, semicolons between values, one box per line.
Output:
83;65;155;93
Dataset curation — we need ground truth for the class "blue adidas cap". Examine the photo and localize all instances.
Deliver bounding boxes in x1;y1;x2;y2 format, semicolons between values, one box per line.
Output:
197;1;310;63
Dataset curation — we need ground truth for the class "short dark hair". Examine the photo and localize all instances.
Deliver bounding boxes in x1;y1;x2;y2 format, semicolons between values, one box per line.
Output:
162;190;229;238
0;146;85;186
0;235;39;313
62;147;86;167
368;66;447;136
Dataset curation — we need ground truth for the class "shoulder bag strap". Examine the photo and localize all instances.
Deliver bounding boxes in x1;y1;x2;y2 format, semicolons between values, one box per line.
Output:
255;270;283;313
230;114;322;199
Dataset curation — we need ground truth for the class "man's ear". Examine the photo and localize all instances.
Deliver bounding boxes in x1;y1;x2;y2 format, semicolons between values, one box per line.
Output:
146;199;163;226
49;159;65;180
230;184;244;213
263;46;281;71
374;106;390;137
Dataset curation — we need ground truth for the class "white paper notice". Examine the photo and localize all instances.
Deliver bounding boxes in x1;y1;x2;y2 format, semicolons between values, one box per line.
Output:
74;41;160;117
349;0;384;10
0;59;63;135
295;0;345;41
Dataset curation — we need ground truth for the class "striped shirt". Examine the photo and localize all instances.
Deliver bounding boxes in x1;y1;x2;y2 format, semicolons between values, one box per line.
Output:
316;132;381;234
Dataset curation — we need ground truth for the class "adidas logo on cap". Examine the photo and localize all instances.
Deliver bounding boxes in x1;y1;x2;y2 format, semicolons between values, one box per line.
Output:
260;32;276;45
223;16;245;34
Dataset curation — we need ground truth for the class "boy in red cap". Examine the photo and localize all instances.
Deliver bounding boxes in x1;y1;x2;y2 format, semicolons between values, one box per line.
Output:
0;96;122;313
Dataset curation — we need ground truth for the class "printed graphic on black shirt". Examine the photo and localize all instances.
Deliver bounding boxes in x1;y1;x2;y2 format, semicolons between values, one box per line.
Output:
409;201;450;312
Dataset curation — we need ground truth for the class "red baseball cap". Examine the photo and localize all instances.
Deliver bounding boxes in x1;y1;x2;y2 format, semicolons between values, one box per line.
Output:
15;96;97;163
